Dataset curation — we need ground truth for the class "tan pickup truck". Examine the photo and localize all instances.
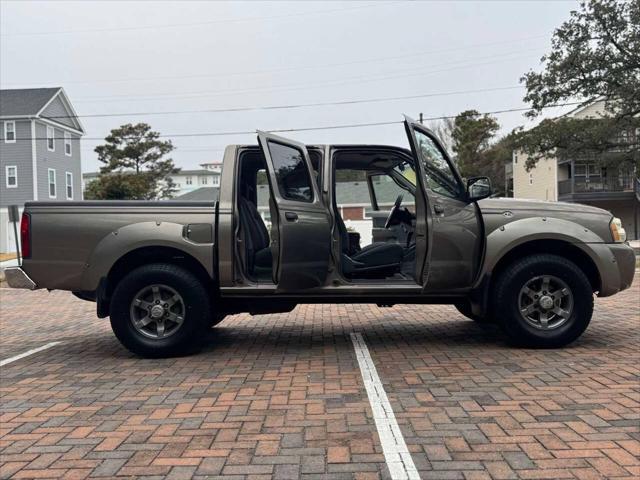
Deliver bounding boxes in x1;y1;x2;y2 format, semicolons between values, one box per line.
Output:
6;118;635;357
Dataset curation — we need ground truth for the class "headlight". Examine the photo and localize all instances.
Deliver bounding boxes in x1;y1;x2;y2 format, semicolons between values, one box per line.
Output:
610;217;626;243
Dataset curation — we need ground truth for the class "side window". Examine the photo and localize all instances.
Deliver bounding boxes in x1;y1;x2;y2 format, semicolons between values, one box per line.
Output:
64;132;72;156
47;126;55;151
370;173;415;211
267;141;314;202
414;131;462;198
4;121;16;143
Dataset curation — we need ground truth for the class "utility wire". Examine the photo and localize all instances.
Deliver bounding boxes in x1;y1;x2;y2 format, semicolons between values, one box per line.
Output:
27;102;583;141
1;2;396;36
72;49;543;103
3;34;548;87
41;85;524;120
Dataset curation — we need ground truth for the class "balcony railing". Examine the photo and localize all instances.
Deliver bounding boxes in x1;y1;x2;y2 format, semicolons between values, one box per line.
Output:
558;175;637;195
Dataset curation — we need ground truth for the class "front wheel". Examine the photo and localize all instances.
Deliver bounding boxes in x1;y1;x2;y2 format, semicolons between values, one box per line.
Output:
492;254;594;348
110;263;211;357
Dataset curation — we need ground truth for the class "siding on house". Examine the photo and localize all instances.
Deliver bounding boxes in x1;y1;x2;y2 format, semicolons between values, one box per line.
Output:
40;95;82;131
34;121;82;201
0;120;34;207
512;151;558;201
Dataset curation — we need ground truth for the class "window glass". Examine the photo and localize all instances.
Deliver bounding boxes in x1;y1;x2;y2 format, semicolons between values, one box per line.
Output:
64;132;72;156
47;126;55;151
5;121;15;142
48;169;56;197
6;166;17;187
267;141;313;202
370;173;415;210
414;131;462;198
393;161;417;186
66;172;73;199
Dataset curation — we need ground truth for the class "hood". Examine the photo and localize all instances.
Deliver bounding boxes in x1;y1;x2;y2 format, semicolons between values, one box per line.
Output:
477;197;611;216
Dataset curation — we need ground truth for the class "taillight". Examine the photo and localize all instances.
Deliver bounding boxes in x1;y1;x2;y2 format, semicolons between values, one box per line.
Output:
20;212;31;259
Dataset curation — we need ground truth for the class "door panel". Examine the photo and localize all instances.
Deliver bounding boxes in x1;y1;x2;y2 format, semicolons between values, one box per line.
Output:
403;117;482;291
257;131;331;291
425;191;482;289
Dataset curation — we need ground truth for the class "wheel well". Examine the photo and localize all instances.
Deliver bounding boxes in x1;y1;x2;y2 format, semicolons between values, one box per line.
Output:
105;246;215;301
490;239;601;293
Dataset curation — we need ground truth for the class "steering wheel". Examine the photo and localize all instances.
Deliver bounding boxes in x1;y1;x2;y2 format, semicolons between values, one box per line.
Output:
384;194;404;229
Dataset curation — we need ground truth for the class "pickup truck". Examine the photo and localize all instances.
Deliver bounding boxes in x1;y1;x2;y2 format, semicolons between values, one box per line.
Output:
6;117;635;357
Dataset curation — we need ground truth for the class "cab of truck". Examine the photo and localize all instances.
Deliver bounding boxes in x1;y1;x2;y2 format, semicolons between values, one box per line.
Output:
219;117;491;299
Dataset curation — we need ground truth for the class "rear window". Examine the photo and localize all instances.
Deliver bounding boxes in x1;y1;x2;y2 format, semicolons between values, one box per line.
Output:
267;141;314;202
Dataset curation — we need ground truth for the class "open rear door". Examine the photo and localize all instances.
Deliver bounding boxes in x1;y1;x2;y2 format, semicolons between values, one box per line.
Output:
257;131;331;290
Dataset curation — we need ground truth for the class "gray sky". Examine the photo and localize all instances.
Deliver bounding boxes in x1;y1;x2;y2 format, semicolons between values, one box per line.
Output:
1;0;578;172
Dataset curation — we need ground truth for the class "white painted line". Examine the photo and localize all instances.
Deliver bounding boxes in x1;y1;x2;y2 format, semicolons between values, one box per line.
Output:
350;332;420;480
0;342;60;367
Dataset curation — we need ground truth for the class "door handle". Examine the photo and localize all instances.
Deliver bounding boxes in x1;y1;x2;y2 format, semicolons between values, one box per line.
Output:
284;211;298;221
433;204;444;214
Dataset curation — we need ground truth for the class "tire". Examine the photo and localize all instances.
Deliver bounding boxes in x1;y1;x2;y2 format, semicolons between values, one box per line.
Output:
454;301;492;323
492;254;593;348
110;263;211;357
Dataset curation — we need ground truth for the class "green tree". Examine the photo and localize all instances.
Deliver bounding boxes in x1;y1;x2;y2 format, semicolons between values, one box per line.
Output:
451;110;500;176
85;123;179;200
517;0;640;170
450;110;509;195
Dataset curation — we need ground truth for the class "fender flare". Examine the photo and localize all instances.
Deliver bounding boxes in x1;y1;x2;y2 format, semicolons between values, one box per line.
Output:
472;216;620;309
80;221;214;291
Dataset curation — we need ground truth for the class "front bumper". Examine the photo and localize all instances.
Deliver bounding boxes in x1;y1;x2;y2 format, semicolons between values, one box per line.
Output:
609;243;636;292
4;267;37;290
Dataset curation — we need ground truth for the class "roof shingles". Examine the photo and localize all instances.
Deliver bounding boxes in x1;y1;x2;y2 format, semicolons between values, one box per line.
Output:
0;87;61;117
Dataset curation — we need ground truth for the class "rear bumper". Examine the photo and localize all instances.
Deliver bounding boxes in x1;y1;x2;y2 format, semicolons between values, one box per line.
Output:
4;267;37;290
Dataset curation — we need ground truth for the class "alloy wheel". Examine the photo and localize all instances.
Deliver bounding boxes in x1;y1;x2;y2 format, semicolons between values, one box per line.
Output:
518;275;573;330
129;284;185;339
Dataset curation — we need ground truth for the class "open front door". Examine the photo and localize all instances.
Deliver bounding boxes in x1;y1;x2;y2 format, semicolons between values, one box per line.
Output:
257;131;331;290
403;116;483;291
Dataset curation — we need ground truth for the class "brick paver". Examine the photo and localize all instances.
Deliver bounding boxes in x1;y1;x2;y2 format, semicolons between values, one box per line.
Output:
0;281;638;479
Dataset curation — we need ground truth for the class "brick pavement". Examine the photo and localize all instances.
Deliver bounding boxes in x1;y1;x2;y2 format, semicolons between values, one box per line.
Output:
0;282;638;479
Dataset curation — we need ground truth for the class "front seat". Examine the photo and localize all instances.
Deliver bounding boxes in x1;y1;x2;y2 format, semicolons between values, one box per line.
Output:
238;196;272;277
335;210;403;278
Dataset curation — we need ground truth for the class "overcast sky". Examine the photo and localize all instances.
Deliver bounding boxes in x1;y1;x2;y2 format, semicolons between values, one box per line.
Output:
1;0;579;172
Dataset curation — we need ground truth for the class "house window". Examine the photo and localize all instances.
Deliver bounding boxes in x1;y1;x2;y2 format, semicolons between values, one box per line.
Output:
48;169;57;198
64;132;72;156
212;175;220;187
186;176;192;185
200;176;208;185
4;121;16;143
47;126;55;151
5;166;17;188
529;173;533;185
65;172;73;200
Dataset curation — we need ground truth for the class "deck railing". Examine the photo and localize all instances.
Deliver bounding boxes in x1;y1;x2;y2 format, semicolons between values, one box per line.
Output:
558;175;637;195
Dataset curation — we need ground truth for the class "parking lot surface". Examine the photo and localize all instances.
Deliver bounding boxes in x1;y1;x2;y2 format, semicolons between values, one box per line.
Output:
0;283;638;480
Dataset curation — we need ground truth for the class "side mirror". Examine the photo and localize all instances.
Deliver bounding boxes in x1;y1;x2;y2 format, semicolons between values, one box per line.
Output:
467;176;492;201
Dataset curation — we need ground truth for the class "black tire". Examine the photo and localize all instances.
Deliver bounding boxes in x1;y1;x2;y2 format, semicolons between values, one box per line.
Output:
454;301;492;323
110;263;211;357
492;254;593;348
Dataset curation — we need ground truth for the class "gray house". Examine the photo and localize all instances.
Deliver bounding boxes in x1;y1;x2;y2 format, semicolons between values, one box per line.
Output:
0;87;84;253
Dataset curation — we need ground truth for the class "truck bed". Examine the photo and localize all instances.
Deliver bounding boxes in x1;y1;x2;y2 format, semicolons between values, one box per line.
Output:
22;201;216;292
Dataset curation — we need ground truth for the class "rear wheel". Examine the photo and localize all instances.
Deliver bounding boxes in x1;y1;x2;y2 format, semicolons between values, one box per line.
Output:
492;254;593;348
110;263;211;357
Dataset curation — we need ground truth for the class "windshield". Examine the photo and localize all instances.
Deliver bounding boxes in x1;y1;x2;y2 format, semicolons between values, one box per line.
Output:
393;160;416;186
